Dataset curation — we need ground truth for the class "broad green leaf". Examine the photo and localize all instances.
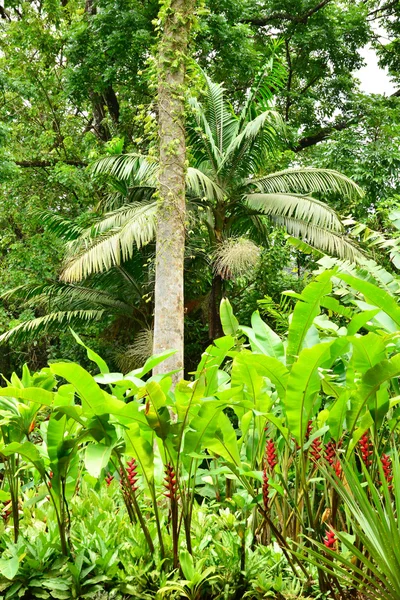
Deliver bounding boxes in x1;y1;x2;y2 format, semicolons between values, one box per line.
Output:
0;555;19;580
220;298;239;336
70;329;109;374
347;354;400;434
285;342;333;442
141;381;171;440
241;311;285;362
49;363;125;417
0;387;54;406
84;443;112;478
232;353;289;399
338;273;400;328
327;391;350;441
286;271;332;364
127;350;176;379
347;309;379;335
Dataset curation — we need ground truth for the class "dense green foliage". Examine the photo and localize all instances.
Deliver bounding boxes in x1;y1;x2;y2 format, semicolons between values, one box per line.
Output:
0;0;400;374
0;269;399;597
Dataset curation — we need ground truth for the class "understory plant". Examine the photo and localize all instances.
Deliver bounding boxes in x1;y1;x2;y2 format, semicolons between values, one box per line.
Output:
0;266;399;597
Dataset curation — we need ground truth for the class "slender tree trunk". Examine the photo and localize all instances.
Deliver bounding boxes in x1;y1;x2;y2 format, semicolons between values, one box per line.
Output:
208;274;223;340
153;0;195;381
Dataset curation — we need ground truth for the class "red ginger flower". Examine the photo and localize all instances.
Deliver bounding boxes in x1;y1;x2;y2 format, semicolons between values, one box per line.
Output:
105;473;114;487
359;433;373;467
381;454;393;489
265;439;277;471
262;468;269;510
310;437;322;463
323;528;337;549
333;460;342;478
127;458;139;492
325;440;340;466
305;420;313;441
164;462;177;500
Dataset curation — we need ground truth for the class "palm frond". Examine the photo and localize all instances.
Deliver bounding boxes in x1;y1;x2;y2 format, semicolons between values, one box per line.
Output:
271;215;365;263
187;96;225;171
0;310;105;345
201;73;238;152
90;153;158;185
62;202;157;282
213;238;261;279
219;109;284;178
238;52;286;128
250;168;364;199
35;210;84;241
186;167;224;201
246;192;343;232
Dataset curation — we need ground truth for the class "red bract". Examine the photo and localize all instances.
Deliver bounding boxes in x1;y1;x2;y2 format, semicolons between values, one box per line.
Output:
333;460;342;478
305;420;313;441
310;437;322;463
164;462;177;500
325;440;340;466
359;433;373;468
262;468;269;510
105;473;114;487
381;454;393;489
265;439;277;471
127;458;139;493
324;528;337;549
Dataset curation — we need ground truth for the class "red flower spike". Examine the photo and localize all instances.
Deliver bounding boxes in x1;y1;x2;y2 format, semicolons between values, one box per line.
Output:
105;473;114;487
262;468;269;511
333;460;342;478
325;441;337;466
381;454;393;489
305;420;313;441
126;457;139;493
359;433;373;468
323;528;337;549
265;439;278;471
310;437;322;463
164;462;177;501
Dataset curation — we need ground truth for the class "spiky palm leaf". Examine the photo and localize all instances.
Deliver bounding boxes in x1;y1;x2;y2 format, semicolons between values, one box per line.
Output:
271;216;364;263
0;310;106;345
246;192;344;232
250;167;364;199
62;201;157;282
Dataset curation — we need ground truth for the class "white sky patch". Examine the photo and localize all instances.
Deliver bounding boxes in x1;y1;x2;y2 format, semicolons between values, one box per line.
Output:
356;44;396;95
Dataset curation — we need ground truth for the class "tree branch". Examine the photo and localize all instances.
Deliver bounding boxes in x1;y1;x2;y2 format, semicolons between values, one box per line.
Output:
242;0;332;27
367;0;399;19
15;159;87;168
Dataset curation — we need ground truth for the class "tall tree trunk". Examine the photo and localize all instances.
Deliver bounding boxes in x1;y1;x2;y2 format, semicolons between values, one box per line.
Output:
153;0;195;381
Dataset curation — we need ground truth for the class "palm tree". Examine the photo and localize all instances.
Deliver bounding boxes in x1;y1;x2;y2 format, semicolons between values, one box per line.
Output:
62;60;362;338
1;59;364;350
